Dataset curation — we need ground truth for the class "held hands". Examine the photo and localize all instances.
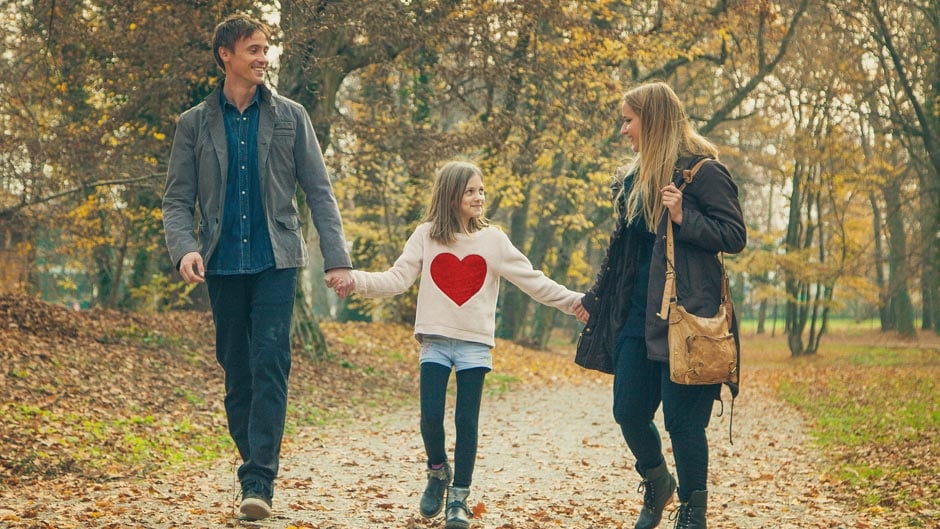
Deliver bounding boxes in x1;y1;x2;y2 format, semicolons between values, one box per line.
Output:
573;297;590;324
325;268;355;298
179;252;205;284
661;183;683;224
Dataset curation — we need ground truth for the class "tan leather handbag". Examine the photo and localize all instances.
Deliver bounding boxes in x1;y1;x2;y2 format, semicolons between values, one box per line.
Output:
658;159;739;386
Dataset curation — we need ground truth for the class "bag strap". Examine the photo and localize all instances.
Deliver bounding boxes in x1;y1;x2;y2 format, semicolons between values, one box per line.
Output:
657;158;712;320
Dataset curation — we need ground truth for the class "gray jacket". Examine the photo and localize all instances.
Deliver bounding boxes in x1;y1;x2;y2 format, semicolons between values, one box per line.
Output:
162;83;351;271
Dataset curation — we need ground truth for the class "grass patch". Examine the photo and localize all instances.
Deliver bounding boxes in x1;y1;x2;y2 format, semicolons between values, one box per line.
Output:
1;402;231;477
775;342;940;525
484;373;521;396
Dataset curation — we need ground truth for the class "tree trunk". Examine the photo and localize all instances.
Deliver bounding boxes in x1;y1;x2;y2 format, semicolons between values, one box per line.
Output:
495;151;538;340
756;298;767;334
868;191;892;330
883;180;916;336
784;162;807;356
531;219;581;349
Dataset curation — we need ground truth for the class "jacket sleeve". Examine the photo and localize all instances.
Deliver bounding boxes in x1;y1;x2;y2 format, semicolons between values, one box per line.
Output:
494;230;582;315
673;160;746;254
162;112;200;269
350;227;424;297
293;103;353;270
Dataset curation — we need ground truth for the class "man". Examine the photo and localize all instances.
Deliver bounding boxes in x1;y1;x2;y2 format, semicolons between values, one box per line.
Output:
162;14;353;521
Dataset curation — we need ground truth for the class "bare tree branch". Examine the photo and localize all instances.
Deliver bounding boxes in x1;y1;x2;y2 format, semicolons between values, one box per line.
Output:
0;173;163;219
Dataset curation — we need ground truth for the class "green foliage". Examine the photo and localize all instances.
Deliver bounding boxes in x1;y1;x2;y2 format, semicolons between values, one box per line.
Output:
129;273;198;313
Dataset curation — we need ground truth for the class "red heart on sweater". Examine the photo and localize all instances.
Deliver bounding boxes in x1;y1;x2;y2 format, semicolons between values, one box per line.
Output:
430;253;487;306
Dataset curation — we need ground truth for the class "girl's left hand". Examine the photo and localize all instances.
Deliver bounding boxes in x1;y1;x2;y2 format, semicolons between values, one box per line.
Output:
661;183;683;224
573;297;589;324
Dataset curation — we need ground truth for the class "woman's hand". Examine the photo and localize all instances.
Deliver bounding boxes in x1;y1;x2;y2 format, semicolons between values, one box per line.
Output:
661;183;683;224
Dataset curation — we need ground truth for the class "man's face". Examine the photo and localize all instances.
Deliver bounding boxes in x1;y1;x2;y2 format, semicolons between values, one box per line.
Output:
219;30;269;86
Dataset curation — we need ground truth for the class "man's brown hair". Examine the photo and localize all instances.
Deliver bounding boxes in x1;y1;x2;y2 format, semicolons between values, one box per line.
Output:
211;14;271;70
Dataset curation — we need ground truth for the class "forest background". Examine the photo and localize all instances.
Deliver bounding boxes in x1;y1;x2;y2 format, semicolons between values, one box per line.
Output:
1;2;939;528
2;0;940;356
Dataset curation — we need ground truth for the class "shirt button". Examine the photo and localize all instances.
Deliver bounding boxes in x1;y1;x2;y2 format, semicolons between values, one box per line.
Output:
242;215;247;220
241;191;246;195
243;238;248;244
241;165;246;170
241;140;246;145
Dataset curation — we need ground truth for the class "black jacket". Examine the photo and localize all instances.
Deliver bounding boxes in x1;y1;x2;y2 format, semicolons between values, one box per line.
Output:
576;157;746;392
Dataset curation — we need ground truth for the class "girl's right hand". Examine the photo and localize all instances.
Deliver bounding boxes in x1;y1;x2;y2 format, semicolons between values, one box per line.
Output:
326;269;355;298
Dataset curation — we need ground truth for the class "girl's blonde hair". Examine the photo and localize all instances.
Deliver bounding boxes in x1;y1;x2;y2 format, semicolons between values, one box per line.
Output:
622;81;718;229
424;161;489;244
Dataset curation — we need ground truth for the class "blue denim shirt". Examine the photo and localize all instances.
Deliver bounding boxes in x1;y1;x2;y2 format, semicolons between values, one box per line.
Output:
206;89;275;275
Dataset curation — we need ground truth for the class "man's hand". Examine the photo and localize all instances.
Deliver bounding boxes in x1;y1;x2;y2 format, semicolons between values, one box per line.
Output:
179;252;205;284
325;268;354;298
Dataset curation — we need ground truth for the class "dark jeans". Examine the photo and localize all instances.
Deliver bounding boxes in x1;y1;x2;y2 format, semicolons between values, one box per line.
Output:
206;267;297;487
612;333;718;501
420;363;487;488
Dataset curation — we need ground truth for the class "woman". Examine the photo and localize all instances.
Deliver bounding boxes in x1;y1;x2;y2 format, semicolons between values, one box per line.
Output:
574;82;746;529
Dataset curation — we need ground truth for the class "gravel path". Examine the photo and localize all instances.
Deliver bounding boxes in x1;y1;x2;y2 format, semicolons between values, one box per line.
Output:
264;372;879;529
8;369;885;528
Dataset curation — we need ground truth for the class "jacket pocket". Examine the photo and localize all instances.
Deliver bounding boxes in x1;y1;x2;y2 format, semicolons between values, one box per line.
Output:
196;219;214;239
272;120;295;139
275;214;302;231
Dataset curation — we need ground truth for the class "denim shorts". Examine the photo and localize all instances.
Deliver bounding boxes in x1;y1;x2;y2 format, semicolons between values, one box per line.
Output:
419;335;493;372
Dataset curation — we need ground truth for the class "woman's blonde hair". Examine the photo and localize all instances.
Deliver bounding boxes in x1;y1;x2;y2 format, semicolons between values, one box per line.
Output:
424;161;489;244
622;81;718;229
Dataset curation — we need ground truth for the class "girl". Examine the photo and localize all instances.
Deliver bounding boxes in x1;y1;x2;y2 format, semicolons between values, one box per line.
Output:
574;82;746;529
340;160;582;529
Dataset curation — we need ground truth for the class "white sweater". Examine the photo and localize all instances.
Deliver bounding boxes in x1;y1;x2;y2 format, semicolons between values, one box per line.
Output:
350;223;581;347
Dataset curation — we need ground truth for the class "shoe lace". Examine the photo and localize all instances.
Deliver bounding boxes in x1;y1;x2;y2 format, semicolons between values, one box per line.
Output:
242;479;272;501
668;502;689;529
637;479;656;508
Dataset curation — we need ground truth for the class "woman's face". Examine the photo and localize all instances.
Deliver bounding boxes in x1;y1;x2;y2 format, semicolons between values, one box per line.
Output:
620;102;642;153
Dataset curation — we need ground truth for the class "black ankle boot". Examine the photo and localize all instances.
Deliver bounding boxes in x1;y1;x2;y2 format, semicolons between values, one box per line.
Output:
419;462;451;517
444;486;471;529
671;490;707;529
634;461;677;529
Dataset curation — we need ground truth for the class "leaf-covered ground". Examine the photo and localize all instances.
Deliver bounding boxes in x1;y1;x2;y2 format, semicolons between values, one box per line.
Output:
0;294;934;528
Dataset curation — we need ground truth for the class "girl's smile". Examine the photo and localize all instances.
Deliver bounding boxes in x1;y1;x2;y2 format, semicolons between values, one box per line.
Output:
459;174;486;230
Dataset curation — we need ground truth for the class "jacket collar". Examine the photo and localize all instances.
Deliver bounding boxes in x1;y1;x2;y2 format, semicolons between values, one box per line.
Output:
206;80;273;111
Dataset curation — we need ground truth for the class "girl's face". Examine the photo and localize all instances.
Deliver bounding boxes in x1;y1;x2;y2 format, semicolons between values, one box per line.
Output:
620;102;642;153
458;173;485;229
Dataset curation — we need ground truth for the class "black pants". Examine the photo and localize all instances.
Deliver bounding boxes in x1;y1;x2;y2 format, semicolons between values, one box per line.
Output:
419;363;487;488
206;267;297;488
612;334;718;501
